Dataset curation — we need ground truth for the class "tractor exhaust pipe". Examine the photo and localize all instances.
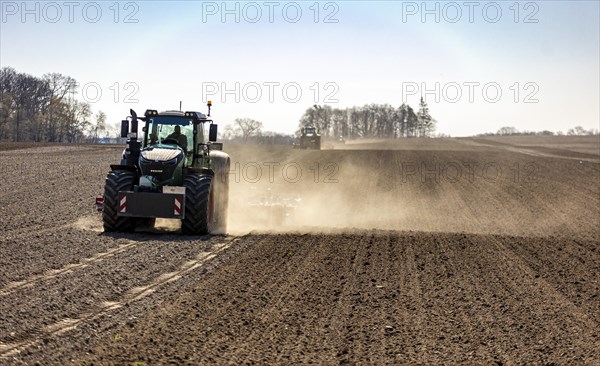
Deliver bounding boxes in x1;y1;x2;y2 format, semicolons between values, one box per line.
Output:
119;109;141;166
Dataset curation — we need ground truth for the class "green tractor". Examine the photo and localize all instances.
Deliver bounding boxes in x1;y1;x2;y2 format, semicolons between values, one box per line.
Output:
299;127;321;150
97;101;229;235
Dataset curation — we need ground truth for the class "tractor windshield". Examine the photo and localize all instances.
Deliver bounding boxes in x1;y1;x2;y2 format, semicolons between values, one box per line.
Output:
305;127;316;134
146;116;194;151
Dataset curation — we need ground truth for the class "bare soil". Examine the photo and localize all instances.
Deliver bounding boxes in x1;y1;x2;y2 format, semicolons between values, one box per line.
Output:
0;136;598;365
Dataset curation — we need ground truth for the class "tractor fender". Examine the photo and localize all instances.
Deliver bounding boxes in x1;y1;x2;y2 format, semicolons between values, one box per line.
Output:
210;151;230;172
210;151;231;185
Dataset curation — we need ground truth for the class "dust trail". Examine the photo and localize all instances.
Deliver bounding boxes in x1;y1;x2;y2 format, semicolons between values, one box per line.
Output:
224;143;600;238
154;218;181;231
72;215;104;232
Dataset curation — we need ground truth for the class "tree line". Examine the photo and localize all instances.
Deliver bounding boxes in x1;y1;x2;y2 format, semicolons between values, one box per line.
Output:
222;99;437;144
480;126;599;137
298;98;436;139
222;118;295;144
0;67;111;142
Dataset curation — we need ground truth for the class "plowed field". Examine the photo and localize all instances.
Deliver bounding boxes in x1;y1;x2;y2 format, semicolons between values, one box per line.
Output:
1;137;599;365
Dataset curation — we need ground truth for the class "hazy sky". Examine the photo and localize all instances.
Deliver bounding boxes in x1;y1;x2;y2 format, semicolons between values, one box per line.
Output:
1;1;599;136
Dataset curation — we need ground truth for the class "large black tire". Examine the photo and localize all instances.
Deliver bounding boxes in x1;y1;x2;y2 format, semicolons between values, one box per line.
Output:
103;170;136;232
182;174;213;235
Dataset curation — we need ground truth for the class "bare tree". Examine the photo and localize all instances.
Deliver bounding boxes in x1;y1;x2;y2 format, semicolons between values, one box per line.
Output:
234;118;263;142
497;126;519;135
567;126;589;136
43;73;76;141
0;67;94;142
90;111;107;142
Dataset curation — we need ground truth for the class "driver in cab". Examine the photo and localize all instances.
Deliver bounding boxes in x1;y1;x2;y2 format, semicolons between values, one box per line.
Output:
166;125;188;151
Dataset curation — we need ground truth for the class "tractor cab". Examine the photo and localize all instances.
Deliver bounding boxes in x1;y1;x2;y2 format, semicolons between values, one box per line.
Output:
143;111;200;167
303;127;317;136
118;103;220;190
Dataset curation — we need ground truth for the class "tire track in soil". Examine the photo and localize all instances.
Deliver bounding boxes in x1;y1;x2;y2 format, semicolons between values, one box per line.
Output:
0;221;121;287
0;240;136;296
0;235;243;359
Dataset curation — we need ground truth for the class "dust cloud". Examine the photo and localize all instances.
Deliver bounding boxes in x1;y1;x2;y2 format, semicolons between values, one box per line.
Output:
225;142;600;238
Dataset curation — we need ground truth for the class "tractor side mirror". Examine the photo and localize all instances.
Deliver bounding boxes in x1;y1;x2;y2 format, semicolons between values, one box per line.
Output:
120;120;129;138
209;124;218;142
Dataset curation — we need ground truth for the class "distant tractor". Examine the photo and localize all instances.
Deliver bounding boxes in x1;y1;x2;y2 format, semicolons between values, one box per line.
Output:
299;127;321;150
96;101;229;235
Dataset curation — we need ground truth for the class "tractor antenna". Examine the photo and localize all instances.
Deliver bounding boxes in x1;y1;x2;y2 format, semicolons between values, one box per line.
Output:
207;100;212;117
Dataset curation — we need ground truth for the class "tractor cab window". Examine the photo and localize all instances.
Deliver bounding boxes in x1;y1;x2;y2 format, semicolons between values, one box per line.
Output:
147;117;194;152
146;116;194;167
199;122;208;143
305;127;316;134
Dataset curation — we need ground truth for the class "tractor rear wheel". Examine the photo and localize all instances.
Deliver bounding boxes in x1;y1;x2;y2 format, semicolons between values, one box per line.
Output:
103;170;136;232
182;173;212;235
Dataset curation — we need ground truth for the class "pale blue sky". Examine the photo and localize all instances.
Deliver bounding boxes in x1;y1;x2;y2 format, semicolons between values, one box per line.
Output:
1;1;598;136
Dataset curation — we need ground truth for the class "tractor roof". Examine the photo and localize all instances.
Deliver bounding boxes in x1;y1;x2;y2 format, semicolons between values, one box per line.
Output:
144;109;209;122
159;110;185;116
